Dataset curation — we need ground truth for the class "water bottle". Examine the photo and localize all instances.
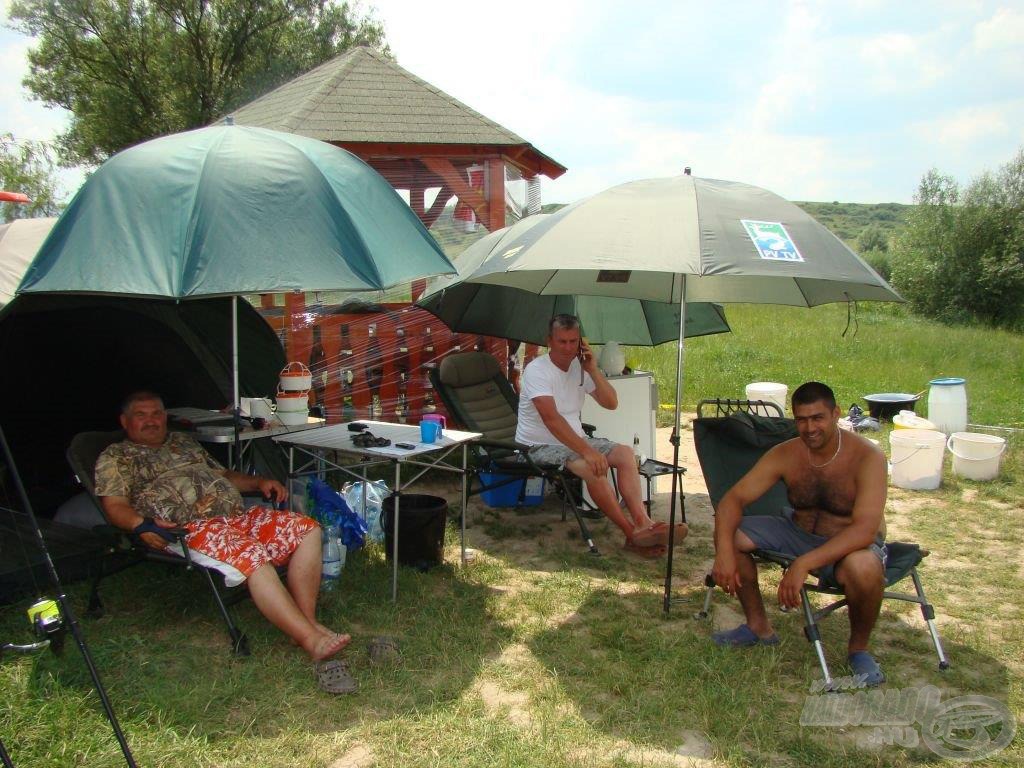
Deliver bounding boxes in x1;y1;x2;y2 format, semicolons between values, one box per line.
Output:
321;525;342;591
633;434;642;469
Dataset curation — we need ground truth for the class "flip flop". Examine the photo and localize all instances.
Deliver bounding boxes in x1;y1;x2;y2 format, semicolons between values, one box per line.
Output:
623;541;667;559
848;651;886;687
629;525;669;547
314;658;358;694
711;624;780;647
651;521;689;545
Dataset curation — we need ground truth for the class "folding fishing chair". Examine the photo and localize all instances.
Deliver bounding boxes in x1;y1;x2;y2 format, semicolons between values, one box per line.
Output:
67;430;252;655
693;399;949;687
430;350;601;554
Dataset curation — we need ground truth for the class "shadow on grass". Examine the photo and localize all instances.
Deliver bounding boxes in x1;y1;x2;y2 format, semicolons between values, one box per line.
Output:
526;578;1014;767
12;544;510;748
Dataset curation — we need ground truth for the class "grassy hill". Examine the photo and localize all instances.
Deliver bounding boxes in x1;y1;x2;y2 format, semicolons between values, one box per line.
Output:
795;201;912;246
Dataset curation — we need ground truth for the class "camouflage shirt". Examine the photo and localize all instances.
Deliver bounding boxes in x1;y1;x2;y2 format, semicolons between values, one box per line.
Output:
95;432;244;524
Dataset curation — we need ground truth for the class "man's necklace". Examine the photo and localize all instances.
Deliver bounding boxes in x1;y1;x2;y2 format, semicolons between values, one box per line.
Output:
808;428;842;469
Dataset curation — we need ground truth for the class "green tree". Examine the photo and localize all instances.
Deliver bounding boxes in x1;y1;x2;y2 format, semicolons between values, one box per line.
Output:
890;150;1024;330
0;133;64;221
8;0;389;167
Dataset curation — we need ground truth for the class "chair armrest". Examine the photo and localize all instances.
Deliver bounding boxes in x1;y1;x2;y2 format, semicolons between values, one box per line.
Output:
582;422;596;437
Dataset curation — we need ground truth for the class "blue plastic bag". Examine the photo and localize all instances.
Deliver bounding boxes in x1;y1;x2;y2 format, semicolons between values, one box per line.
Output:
306;478;368;551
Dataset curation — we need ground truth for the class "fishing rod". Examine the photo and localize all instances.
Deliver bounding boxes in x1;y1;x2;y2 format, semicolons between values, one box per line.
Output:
0;421;137;768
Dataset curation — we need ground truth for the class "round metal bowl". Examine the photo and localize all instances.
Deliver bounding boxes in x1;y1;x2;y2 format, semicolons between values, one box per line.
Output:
863;392;920;420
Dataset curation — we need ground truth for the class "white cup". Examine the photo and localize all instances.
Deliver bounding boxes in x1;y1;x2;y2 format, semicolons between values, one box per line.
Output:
246;397;275;419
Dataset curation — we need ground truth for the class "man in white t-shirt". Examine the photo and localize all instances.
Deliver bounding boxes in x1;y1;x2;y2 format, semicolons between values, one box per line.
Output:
516;314;687;558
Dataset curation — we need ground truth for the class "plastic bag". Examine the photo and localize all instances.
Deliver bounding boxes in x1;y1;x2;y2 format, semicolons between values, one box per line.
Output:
341;480;390;543
307;478;368;551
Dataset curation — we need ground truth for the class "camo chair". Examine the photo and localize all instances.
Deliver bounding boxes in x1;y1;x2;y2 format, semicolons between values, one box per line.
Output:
67;430;253;655
692;399;949;688
430;350;600;554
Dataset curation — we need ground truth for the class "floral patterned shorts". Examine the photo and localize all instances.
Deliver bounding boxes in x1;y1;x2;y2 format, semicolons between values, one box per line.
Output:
184;507;319;578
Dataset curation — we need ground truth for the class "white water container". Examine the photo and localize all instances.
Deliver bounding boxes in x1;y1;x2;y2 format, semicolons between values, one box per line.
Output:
889;428;946;490
745;382;787;417
927;377;967;434
947;432;1006;481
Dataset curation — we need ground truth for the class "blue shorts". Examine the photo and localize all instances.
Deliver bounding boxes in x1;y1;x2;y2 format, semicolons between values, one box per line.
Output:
739;509;887;589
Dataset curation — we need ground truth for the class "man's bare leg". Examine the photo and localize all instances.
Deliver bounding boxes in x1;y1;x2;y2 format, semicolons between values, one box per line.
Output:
286;529;325;626
565;456;637;539
834;550;884;653
734;531;776;638
247;563;350;660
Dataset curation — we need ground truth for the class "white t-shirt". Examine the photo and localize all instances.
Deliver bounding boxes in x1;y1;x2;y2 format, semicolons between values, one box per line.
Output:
516;354;595;446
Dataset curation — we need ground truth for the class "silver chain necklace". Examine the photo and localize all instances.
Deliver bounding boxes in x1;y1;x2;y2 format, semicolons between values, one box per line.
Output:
808;428;843;469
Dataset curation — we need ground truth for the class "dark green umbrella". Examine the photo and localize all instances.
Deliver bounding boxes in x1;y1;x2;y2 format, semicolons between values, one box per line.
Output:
18;123;456;413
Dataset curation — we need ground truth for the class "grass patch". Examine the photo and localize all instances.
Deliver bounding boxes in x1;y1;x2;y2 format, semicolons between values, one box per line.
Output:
2;307;1021;766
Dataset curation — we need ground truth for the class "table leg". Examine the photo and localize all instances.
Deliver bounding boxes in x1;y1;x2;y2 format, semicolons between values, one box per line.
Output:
460;443;468;566
391;461;401;602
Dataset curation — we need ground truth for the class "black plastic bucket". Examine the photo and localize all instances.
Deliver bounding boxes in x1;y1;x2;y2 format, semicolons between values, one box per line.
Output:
382;494;448;570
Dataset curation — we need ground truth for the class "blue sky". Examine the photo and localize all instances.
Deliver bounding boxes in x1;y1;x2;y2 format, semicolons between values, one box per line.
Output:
3;0;1023;205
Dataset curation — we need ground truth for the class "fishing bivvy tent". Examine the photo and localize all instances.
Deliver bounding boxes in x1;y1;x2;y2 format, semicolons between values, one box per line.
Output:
0;294;285;602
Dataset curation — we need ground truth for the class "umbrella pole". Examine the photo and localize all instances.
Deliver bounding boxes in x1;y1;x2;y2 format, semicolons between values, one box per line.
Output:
232;296;242;471
663;284;686;613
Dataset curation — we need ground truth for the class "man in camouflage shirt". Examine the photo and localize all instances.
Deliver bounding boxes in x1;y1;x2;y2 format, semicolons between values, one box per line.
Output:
96;391;351;668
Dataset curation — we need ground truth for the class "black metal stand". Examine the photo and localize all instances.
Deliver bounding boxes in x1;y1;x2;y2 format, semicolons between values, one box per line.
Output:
0;422;137;768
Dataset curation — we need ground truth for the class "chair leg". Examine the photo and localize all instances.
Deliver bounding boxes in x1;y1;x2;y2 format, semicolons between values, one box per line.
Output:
910;569;950;670
553;474;599;555
695;573;716;619
800;586;834;690
200;567;250;657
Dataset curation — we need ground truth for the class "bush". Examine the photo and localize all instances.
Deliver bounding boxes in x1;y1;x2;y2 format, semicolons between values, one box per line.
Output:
890;151;1024;330
861;248;891;282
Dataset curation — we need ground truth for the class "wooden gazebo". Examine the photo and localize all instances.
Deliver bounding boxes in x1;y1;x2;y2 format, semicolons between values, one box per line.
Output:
225;46;566;423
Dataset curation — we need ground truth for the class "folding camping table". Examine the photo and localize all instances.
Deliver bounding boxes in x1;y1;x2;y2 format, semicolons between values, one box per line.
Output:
274;421;481;601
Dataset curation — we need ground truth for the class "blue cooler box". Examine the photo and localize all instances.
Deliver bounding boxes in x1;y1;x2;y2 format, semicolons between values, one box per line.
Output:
479;473;546;508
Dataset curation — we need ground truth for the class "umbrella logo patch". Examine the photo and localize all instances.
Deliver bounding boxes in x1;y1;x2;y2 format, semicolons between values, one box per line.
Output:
742;220;804;262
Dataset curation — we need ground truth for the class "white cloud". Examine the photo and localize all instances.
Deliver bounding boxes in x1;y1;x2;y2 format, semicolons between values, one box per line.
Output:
912;102;1020;147
857;31;949;92
973;6;1024;49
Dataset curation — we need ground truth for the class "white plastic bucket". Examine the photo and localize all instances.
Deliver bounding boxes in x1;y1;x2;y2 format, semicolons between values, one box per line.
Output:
947;432;1006;481
746;382;787;417
889;428;946;490
927;377;967;434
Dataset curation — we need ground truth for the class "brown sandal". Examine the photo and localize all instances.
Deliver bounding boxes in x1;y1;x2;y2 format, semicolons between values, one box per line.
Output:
623;541;667;559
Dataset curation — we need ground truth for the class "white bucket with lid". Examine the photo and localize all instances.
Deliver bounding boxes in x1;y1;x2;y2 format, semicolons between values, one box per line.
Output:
927;377;966;434
889;428;946;490
746;382;787;417
947;432;1006;481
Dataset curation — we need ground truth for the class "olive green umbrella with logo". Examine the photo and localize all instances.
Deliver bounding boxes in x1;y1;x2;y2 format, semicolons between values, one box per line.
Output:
418;214;731;345
415;173;901;611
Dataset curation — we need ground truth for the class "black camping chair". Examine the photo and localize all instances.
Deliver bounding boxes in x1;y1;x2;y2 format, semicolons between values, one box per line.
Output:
430;351;601;554
67;430;252;655
692;399;949;688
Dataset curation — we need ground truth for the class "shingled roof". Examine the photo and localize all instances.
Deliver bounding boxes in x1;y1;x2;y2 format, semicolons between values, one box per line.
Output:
228;46;565;178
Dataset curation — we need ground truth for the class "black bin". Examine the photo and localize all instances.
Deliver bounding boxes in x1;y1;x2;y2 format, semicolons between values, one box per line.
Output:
382;494;448;570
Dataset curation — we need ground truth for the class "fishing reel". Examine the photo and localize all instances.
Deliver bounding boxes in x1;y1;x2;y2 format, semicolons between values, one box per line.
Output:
0;598;66;659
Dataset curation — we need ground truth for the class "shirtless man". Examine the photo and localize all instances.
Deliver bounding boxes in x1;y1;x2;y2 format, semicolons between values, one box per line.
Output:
711;381;888;685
